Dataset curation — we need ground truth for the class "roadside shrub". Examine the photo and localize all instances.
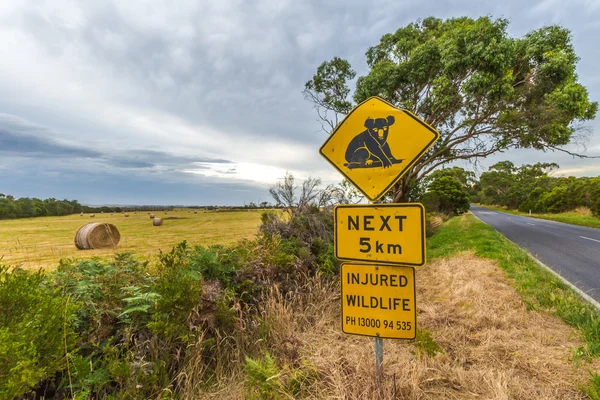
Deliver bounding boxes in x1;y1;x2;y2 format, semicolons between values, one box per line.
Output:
55;253;154;342
0;266;78;399
259;206;339;280
537;186;571;213
244;352;319;399
425;212;447;237
150;241;203;342
518;187;546;213
423;176;470;215
420;191;441;213
593;200;600;217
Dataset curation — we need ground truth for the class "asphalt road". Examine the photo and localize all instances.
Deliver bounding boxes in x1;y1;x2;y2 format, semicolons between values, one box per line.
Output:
470;205;600;303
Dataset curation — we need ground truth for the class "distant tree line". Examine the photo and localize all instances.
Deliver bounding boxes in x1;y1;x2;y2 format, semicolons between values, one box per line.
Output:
0;194;281;220
410;162;600;218
473;161;600;215
0;195;84;219
0;195;178;219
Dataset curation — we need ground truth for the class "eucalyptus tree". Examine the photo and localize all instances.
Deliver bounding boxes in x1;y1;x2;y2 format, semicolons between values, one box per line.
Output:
305;16;597;201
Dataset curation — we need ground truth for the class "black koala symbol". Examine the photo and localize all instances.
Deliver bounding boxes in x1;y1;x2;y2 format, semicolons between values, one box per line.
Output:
344;116;403;169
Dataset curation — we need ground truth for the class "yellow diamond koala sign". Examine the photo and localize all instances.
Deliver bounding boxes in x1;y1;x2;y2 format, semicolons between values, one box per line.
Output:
319;96;439;201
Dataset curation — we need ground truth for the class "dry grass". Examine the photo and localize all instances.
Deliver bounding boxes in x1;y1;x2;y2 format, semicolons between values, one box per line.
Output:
574;206;593;216
0;210;262;270
201;253;594;399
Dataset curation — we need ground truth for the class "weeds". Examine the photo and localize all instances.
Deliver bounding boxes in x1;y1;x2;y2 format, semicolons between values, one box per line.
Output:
413;329;444;357
581;371;600;399
244;352;319;400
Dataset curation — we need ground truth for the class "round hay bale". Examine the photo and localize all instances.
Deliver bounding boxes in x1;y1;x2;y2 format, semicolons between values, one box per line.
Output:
149;214;155;219
153;217;163;226
124;213;129;217
74;223;120;250
80;212;84;216
194;211;197;214
90;214;95;218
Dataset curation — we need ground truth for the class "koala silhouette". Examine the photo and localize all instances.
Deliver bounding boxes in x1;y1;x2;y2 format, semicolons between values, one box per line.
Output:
344;116;403;169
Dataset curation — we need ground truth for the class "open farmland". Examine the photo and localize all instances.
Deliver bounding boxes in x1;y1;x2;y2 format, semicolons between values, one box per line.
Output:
0;210;262;270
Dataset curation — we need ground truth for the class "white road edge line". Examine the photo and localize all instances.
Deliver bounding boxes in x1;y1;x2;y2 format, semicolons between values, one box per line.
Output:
581;236;600;244
527;223;536;226
471;212;600;312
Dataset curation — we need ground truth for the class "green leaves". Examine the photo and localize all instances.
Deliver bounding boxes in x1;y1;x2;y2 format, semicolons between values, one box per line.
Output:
425;175;470;215
304;57;356;116
306;16;597;201
477;161;600;215
0;266;78;399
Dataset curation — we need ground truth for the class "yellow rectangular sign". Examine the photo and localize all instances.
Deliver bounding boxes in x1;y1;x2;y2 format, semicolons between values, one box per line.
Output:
341;263;416;339
334;203;425;267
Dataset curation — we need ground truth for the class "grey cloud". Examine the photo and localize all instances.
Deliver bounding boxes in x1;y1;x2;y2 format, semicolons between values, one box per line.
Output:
0;114;232;172
8;1;421;149
0;115;102;159
110;158;155;169
0;129;100;158
129;150;230;165
15;0;600;154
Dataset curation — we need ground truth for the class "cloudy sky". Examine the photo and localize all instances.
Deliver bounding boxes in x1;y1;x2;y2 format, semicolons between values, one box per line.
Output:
1;0;599;206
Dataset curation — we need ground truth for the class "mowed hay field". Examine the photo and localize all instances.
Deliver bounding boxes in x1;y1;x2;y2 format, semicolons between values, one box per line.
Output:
0;210;262;269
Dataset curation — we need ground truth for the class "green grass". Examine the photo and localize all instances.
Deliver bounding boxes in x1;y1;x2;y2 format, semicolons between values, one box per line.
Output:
581;371;600;399
0;210;262;270
428;214;600;357
477;204;600;229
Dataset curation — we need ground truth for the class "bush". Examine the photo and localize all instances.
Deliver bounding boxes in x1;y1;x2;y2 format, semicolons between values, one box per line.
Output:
244;352;319;399
423;176;470;215
0;266;78;399
259;207;339;279
150;241;203;341
54;253;154;341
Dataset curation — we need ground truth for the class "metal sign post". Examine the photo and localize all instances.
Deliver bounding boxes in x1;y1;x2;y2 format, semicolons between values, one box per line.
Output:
375;335;384;383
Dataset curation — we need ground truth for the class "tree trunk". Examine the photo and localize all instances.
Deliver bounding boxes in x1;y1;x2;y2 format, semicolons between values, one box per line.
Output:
393;177;411;203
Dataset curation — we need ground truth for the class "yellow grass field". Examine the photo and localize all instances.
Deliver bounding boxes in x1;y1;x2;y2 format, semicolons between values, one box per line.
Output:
0;210;263;270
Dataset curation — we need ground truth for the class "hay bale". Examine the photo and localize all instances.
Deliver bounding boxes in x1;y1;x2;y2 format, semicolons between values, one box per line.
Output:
124;213;129;217
80;212;84;216
153;217;163;226
90;214;95;218
149;214;155;219
194;211;197;214
74;223;120;250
